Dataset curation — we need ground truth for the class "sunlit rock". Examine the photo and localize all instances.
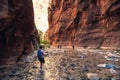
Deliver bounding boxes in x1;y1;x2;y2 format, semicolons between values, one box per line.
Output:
104;52;120;61
86;73;100;80
47;0;120;49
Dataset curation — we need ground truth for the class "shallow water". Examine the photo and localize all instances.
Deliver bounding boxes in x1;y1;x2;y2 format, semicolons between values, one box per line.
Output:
0;48;120;80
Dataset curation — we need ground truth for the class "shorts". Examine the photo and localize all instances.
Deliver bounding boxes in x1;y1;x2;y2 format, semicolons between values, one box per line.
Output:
38;56;45;64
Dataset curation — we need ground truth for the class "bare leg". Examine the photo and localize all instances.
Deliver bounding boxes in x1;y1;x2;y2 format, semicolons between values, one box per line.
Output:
40;62;43;70
40;63;42;69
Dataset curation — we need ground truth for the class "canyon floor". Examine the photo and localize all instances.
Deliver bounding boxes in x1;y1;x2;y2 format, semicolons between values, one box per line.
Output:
0;48;120;80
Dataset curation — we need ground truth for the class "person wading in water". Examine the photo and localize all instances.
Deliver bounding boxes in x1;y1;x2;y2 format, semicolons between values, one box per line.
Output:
37;46;45;70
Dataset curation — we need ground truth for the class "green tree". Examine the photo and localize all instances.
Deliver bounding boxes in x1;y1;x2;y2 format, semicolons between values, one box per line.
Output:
38;30;50;48
38;30;43;43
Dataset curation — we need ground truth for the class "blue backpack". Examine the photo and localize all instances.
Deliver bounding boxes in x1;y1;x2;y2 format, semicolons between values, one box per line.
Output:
37;49;43;57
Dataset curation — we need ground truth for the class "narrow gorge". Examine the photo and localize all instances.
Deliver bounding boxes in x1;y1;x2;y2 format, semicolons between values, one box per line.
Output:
0;0;120;64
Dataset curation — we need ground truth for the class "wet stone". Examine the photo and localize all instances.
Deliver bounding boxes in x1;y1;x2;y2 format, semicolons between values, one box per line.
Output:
0;49;120;80
32;65;38;69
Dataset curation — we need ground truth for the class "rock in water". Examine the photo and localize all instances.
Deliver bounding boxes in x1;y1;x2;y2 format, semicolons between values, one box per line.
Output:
86;73;100;80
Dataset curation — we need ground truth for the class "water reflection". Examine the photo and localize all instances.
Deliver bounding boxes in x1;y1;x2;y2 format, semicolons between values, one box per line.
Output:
40;70;45;80
1;49;120;79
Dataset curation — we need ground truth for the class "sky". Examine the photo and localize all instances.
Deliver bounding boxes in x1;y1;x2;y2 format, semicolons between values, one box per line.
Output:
32;0;49;33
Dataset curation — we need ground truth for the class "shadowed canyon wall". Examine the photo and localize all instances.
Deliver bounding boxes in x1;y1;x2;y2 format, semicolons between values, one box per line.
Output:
0;0;38;64
48;0;120;49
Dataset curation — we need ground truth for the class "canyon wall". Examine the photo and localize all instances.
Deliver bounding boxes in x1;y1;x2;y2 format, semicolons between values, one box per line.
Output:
48;0;120;49
0;0;38;64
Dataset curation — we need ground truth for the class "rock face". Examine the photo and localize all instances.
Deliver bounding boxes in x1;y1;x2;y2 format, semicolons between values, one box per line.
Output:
48;0;120;49
0;0;37;64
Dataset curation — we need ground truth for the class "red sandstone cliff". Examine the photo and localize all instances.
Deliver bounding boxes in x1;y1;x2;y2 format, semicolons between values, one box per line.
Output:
48;0;120;49
0;0;38;64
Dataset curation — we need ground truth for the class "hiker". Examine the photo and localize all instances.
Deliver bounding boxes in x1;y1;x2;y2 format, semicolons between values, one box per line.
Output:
58;44;62;49
57;44;60;48
37;46;45;69
59;45;62;49
72;45;75;50
59;43;62;49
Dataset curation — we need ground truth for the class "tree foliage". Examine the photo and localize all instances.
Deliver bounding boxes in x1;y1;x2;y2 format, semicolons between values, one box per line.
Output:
38;30;50;48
